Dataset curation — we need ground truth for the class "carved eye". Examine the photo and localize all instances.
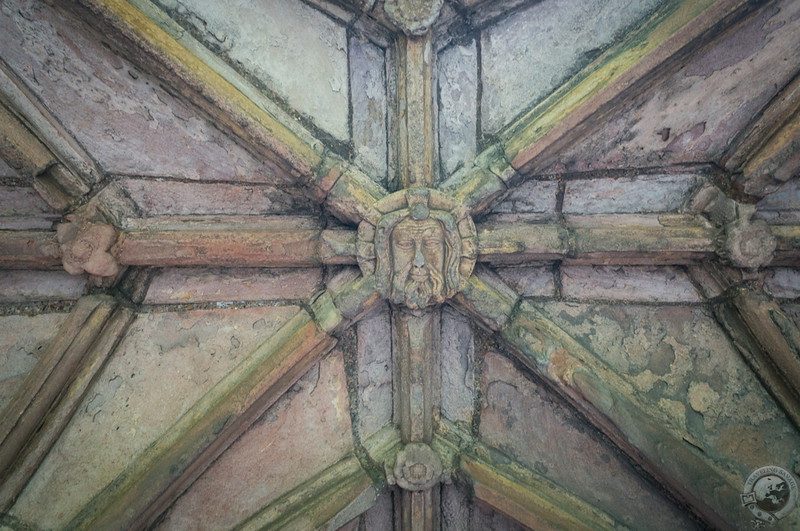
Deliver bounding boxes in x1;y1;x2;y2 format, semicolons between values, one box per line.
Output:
423;238;439;249
395;239;414;250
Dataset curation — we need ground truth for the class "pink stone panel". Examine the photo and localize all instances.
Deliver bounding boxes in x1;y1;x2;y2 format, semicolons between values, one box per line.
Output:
480;351;697;529
11;305;299;528
0;1;295;185
144;267;323;304
0;271;87;302
547;1;800;173
157;351;353;530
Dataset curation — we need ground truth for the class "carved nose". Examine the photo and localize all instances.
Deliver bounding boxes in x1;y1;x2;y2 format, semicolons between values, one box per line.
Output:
413;245;426;267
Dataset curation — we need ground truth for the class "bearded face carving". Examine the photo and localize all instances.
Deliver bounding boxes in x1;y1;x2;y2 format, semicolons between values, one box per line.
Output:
361;189;474;311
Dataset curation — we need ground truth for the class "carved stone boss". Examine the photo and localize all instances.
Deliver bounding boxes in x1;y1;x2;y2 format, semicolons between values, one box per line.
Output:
357;188;476;310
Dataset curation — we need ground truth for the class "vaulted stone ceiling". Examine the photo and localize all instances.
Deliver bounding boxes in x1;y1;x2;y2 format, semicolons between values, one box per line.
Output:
1;0;800;529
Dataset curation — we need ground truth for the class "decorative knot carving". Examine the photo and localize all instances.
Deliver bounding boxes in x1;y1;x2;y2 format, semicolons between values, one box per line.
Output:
386;443;443;491
57;209;120;277
384;0;444;36
357;188;476;310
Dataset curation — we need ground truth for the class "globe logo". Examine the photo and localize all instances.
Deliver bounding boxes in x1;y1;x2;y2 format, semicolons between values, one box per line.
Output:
741;466;798;525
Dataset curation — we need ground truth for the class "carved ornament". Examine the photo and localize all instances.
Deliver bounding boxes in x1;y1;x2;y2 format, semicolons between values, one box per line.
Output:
357;188;476;310
384;0;444;36
386;442;443;491
57;209;120;278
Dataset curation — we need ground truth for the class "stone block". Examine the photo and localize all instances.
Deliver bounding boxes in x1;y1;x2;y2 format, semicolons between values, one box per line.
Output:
438;40;478;178
0;271;87;302
441;308;476;426
144;267;323;304
560;265;701;302
490;179;558;215
765;268;800;299
357;308;392;439
496;267;556;297
562;174;699;214
350;36;388;184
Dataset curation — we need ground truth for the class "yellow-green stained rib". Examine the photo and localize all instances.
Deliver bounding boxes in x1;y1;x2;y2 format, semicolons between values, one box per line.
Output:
87;0;323;175
503;0;749;171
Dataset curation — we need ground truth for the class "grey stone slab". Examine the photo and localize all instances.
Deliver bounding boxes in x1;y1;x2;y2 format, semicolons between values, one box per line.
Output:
357;307;392;439
0;312;69;412
560;266;701;302
480;0;666;133
144;268;323;304
0;186;54;217
350;36;388;184
0;271;87;302
0;1;296;184
441;307;476;426
154;0;349;140
120;179;314;216
491;179;558;214
765;268;800;300
0;158;19;177
562;173;699;214
757;179;800;212
496;267;556;298
438;40;478;178
441;484;471;531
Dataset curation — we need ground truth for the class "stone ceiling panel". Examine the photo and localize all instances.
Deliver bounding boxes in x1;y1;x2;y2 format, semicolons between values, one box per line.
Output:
9;305;299;529
442;483;529;531
0;1;295;184
480;0;667;134
151;0;350;142
765;268;800;300
156;350;353;530
757;179;800;225
0;271;87;303
479;351;697;529
0;185;59;230
548;0;800;173
538;302;800;494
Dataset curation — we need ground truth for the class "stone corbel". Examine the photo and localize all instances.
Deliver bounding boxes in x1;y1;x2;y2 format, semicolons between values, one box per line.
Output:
56;206;121;279
690;184;776;269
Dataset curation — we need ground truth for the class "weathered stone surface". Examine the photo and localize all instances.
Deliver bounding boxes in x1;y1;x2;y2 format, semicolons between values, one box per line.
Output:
441;484;470;531
765;268;800;299
10;306;298;528
0;0;295;184
539;302;800;488
356;307;392;439
0;186;58;230
120;179;314;216
155;351;353;530
563;173;700;214
472;501;530;531
480;351;698;529
496;267;556;297
339;491;393;531
560;265;701;302
0;271;86;302
0;158;18;177
144;267;323;304
153;0;349;141
757;179;800;225
480;0;666;133
550;1;800;172
487;179;557;222
441;307;475;426
350;36;388;184
438;40;478;178
0;313;69;412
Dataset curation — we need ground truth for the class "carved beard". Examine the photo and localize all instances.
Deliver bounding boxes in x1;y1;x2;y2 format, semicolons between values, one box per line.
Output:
393;262;445;309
